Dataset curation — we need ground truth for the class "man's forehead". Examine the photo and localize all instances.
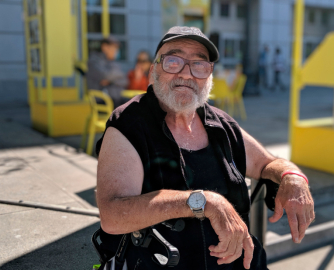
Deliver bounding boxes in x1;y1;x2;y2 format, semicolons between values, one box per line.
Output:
159;39;210;60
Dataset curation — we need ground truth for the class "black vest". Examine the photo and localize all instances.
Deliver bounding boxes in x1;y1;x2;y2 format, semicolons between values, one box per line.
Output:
96;86;266;270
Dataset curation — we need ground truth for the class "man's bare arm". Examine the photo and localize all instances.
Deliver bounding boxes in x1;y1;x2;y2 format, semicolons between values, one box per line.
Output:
97;127;194;234
97;127;254;268
241;128;314;243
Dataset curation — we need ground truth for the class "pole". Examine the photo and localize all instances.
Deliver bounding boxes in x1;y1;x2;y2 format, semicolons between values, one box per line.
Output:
289;0;304;160
250;179;267;246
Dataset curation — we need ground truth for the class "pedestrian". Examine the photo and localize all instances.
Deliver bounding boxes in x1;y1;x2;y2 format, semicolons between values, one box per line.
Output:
127;51;152;91
271;48;285;91
258;45;269;89
86;37;128;107
95;26;314;269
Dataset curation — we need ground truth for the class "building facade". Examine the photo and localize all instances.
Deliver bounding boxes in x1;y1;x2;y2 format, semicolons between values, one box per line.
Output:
209;0;334;86
1;0;334;92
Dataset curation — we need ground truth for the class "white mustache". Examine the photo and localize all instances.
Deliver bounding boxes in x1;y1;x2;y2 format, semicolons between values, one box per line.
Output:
169;78;199;93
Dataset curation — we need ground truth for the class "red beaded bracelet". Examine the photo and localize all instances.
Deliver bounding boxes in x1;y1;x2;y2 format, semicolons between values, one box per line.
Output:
281;170;309;184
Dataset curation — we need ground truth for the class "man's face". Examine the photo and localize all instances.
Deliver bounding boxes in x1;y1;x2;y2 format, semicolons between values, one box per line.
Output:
150;39;213;113
101;43;119;60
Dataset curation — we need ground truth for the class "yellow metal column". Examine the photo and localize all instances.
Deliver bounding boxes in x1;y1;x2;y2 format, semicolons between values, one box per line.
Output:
81;0;88;63
46;76;53;136
102;0;110;37
289;0;304;160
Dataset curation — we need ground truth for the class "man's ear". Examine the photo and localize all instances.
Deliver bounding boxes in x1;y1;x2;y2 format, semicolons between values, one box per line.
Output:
148;64;154;85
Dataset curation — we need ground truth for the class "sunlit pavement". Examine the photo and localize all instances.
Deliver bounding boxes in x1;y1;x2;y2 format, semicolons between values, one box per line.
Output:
0;85;333;269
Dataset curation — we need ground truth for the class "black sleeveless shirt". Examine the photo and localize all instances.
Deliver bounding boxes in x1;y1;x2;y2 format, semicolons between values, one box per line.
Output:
96;86;267;270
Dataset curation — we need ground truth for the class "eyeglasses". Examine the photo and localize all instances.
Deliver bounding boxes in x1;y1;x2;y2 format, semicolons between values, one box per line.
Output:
156;54;214;79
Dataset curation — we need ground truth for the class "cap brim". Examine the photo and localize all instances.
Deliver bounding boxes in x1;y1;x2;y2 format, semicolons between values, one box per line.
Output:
159;34;219;62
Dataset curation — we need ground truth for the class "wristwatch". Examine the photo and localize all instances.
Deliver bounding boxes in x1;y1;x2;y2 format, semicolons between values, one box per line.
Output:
186;190;206;220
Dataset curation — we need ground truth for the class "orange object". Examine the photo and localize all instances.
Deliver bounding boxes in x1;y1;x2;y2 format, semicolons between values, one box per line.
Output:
127;70;149;91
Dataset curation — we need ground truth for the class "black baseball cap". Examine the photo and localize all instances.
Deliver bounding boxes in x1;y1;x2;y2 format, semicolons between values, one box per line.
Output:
155;26;219;62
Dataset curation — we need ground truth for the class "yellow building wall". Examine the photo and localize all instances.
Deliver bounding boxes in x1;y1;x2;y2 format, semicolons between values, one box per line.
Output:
31;102;91;137
39;87;78;102
44;0;73;77
292;125;334;174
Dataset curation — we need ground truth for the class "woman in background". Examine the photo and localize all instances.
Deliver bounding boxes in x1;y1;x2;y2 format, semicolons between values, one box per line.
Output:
127;51;152;91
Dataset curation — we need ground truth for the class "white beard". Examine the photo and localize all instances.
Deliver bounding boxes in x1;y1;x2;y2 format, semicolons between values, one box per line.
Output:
152;67;213;113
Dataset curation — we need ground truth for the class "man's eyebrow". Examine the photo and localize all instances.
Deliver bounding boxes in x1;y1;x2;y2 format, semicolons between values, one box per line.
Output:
164;49;184;56
164;49;209;61
195;52;209;61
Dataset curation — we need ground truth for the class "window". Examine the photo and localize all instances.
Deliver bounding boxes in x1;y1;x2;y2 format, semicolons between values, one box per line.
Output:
220;4;229;17
321;10;330;26
86;0;101;6
308;9;316;24
224;39;235;58
88;40;102;53
109;0;125;7
237;4;246;18
87;1;127;61
184;15;204;32
109;14;125;34
118;41;127;60
87;39;127;61
222;38;244;64
87;12;102;33
305;42;317;58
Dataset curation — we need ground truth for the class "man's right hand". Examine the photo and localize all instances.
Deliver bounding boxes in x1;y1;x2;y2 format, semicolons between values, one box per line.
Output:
205;192;254;269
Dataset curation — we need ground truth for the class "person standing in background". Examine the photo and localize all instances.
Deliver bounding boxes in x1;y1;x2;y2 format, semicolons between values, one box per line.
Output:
258;45;269;89
271;47;286;91
127;51;152;91
86;37;128;107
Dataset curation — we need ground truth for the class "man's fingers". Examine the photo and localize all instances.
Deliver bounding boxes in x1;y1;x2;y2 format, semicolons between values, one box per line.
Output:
211;236;242;259
269;199;283;223
298;214;308;242
287;212;300;243
209;238;230;253
242;234;254;269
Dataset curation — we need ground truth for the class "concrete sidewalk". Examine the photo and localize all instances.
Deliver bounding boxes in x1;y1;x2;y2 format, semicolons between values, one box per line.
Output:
0;86;333;269
0;121;100;269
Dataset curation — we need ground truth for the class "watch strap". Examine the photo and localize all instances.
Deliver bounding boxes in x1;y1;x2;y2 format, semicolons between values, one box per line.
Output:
192;208;205;220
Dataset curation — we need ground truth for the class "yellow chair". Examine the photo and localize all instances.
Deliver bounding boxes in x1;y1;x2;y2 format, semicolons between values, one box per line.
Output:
228;74;247;120
211;78;230;110
81;90;114;155
121;89;146;99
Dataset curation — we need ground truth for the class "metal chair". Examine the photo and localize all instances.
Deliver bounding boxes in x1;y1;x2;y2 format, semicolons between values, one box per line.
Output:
211;78;231;110
228;74;247;120
81;90;114;155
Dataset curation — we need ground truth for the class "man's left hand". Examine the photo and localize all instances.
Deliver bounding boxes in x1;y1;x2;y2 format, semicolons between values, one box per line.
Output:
269;174;315;243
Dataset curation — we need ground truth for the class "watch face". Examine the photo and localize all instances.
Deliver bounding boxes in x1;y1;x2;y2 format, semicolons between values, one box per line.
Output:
188;192;205;209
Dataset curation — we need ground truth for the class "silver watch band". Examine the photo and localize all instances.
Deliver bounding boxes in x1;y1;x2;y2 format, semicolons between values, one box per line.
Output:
193;208;205;220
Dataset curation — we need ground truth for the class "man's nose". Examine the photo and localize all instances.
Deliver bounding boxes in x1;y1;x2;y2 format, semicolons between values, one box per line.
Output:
178;64;193;80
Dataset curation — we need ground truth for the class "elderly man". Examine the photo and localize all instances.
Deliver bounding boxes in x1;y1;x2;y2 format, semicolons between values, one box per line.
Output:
95;26;314;270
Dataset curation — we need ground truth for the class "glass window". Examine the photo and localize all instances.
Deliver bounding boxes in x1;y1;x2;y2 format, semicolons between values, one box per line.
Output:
87;12;102;33
305;42;317;58
87;0;101;6
88;39;127;61
109;0;125;7
184;15;205;32
109;14;125;34
220;4;229;17
88;40;102;53
224;39;235;58
118;41;127;60
237;4;245;18
321;10;330;25
237;40;244;60
308;9;316;23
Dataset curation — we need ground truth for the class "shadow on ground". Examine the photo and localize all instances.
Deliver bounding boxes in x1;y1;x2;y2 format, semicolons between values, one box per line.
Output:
0;222;101;270
76;188;97;207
